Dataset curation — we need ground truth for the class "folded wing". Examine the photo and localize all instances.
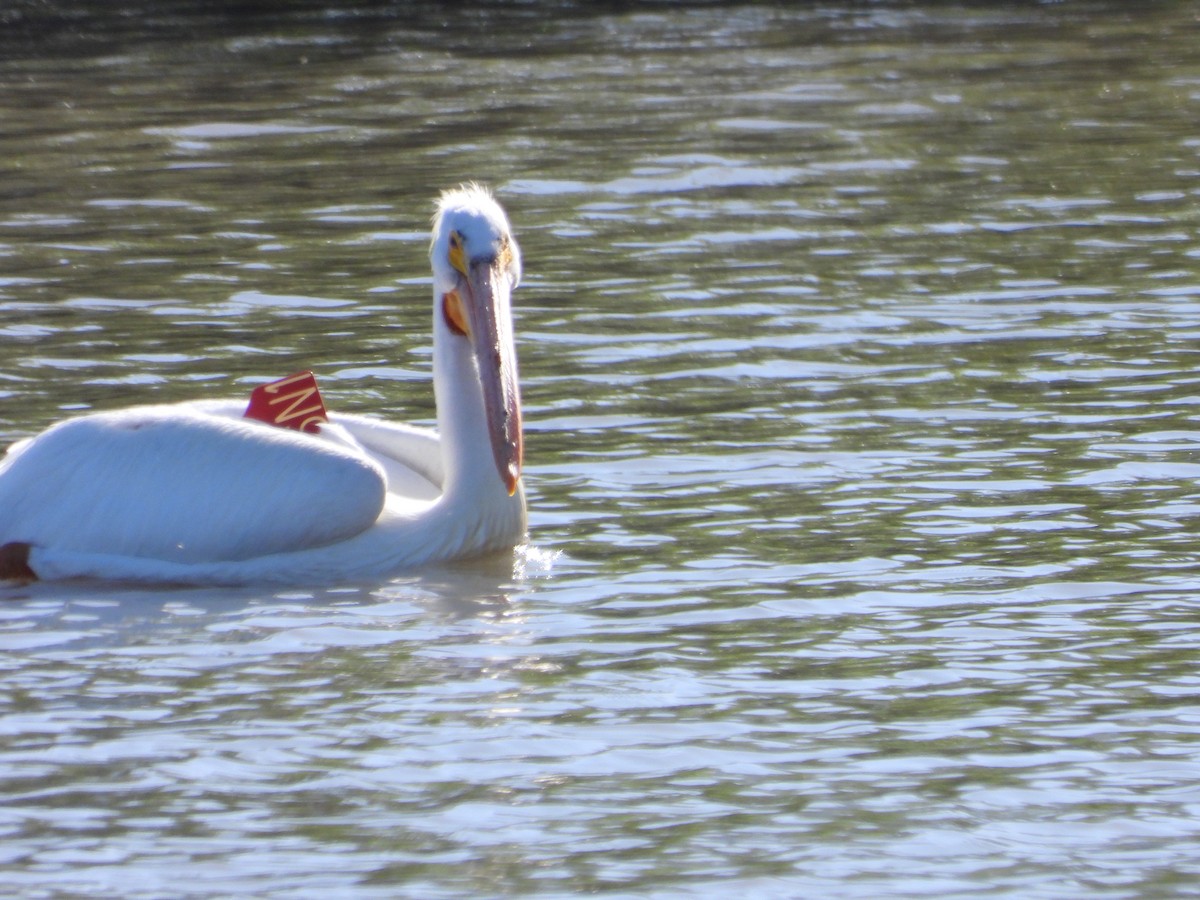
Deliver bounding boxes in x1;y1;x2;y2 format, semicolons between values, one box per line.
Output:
0;405;387;563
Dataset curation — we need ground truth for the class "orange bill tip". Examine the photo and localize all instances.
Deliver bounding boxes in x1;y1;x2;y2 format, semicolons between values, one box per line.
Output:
502;457;522;496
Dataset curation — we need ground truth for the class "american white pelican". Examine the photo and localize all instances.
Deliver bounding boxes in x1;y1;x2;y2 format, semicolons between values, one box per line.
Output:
0;184;527;585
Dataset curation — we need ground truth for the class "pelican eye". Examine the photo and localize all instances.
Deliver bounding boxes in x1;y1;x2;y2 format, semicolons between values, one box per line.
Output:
448;230;468;276
497;234;514;272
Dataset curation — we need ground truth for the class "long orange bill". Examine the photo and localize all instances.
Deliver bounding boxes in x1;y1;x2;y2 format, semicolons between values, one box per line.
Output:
463;258;523;495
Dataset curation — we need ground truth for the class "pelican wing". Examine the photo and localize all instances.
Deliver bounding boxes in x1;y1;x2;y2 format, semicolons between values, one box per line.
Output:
0;405;387;563
334;412;443;495
186;401;443;496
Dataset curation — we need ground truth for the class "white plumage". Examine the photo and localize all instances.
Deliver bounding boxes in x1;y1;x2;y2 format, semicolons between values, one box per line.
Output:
0;185;527;585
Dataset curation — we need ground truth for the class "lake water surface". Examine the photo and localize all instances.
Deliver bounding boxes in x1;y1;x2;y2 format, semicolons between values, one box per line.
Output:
3;2;1200;896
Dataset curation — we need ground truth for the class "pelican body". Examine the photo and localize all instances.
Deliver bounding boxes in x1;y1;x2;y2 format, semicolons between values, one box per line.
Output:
0;185;527;585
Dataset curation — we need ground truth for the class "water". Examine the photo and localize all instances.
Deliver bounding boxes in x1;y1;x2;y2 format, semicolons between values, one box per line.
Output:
3;2;1200;895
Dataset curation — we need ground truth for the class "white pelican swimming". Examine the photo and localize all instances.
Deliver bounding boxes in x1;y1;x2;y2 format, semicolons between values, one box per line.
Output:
0;184;527;585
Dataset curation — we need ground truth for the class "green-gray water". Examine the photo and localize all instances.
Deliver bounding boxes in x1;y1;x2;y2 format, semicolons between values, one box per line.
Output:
3;2;1200;896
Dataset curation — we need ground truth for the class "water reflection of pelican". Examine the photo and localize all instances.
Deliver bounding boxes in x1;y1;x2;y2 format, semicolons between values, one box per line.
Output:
0;185;527;585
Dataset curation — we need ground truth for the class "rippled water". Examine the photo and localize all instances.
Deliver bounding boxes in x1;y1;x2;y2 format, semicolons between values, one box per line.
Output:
3;2;1200;896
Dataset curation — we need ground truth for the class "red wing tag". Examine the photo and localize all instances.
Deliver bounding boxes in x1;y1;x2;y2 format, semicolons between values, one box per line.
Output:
244;370;329;434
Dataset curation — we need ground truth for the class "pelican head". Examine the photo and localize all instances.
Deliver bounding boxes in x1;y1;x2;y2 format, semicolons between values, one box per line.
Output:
430;185;524;496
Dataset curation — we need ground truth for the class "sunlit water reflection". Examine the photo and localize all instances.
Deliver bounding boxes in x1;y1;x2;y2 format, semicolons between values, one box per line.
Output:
3;2;1200;896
